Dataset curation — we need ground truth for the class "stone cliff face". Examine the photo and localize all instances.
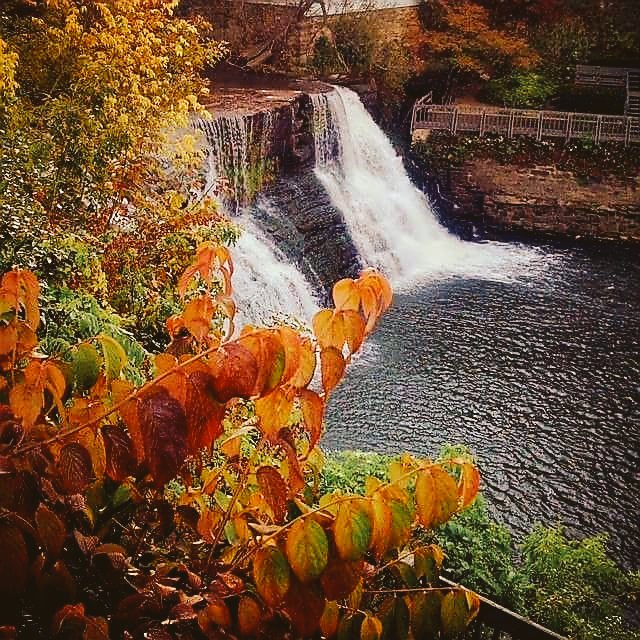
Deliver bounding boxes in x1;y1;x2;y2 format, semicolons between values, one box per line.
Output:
424;158;640;242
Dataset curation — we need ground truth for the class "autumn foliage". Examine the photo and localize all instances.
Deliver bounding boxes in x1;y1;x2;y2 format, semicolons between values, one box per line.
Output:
0;246;481;638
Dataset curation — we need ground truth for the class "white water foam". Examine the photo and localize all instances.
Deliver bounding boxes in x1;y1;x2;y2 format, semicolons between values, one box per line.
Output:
231;216;319;327
312;86;556;288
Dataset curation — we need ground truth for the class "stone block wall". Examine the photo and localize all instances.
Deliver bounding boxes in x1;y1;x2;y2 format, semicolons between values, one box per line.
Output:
440;159;640;241
181;0;424;65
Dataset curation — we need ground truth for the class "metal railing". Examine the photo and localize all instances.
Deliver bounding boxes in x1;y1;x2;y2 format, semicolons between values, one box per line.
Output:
575;64;638;88
411;103;640;146
440;577;567;640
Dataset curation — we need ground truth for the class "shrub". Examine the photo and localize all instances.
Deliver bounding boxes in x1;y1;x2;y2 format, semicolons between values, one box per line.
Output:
481;70;558;108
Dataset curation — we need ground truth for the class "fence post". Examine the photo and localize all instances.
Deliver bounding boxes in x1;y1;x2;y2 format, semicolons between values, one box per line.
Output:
566;113;573;141
624;117;631;147
537;112;544;141
508;111;515;138
480;111;486;137
451;108;459;134
595;115;603;144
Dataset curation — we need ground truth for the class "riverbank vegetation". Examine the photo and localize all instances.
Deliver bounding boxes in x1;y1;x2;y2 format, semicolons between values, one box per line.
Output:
412;132;640;179
324;450;640;640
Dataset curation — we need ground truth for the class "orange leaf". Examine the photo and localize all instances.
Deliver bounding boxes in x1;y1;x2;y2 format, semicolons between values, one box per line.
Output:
9;381;42;429
238;331;285;395
278;326;302;385
289;337;316;389
0;323;17;357
298;389;324;450
415;466;459;529
370;493;393;558
333;278;361;311
237;596;262;636
1;269;40;330
341;310;366;354
319;600;340;638
313;309;344;351
182;295;214;343
255;387;294;439
320;347;345;396
457;462;481;509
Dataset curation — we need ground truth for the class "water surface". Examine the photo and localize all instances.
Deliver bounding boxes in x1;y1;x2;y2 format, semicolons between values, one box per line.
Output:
325;243;640;568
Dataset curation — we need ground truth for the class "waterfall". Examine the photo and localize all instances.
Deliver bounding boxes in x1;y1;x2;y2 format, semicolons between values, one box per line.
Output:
311;87;468;286
231;216;319;327
194;111;318;327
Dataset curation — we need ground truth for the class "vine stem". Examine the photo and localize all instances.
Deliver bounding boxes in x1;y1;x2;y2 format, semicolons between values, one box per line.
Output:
363;587;457;595
205;437;267;574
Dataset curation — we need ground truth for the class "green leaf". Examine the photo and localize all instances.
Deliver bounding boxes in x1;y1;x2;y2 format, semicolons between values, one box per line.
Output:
441;590;479;638
253;545;291;606
286;518;328;583
414;545;445;584
334;498;372;561
415;466;458;529
391;561;418;587
388;499;412;549
360;615;383;640
411;591;442;638
98;334;127;381
379;597;409;640
73;343;101;391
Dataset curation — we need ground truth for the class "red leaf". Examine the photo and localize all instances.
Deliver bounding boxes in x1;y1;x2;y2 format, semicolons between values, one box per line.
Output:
0;523;28;595
35;504;66;560
102;424;137;481
256;466;288;523
138;387;187;486
283;580;325;637
57;443;93;494
209;343;258;402
185;369;225;452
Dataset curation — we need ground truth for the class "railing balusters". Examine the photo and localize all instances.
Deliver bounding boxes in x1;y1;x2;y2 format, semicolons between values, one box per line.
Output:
411;99;639;147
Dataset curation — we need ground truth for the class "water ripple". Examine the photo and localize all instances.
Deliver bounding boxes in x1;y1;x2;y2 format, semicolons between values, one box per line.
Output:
324;243;640;569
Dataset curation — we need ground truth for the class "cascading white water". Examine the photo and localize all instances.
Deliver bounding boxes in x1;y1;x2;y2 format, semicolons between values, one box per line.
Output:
230;216;319;327
311;86;548;287
194;112;318;327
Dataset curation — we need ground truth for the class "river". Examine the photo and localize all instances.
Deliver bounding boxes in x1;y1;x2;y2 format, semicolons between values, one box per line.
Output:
325;241;640;569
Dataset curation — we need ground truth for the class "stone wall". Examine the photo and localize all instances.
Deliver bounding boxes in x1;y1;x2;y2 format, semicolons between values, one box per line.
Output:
181;0;424;65
435;159;640;242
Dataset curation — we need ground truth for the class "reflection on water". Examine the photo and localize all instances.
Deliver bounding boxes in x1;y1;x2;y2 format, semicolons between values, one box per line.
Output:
324;243;640;569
